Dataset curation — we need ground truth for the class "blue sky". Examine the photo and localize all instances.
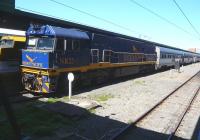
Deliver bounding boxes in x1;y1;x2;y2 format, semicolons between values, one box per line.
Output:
15;0;200;50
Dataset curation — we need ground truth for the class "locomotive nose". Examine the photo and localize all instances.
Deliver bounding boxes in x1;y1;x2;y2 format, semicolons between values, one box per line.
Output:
22;50;53;68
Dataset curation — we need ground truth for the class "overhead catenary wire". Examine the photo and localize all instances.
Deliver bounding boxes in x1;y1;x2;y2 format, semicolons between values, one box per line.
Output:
172;0;200;38
48;0;150;39
129;0;199;40
17;6;150;40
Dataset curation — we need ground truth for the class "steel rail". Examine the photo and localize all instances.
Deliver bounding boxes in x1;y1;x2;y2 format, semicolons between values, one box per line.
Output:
108;70;200;140
167;85;200;140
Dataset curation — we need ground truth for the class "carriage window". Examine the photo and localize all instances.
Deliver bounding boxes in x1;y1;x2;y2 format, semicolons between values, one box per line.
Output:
0;39;14;48
162;54;166;58
56;39;64;51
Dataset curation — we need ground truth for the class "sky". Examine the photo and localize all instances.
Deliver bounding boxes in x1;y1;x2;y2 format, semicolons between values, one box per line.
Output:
15;0;200;50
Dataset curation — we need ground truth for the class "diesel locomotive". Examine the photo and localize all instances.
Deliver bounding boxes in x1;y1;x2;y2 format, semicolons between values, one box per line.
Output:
21;25;157;93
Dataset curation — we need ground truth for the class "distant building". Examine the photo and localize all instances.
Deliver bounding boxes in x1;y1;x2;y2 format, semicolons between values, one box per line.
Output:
197;48;200;53
188;48;196;53
187;48;200;53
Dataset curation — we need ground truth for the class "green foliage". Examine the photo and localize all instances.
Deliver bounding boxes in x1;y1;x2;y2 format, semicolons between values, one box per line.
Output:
133;80;146;85
127;119;133;124
91;93;114;102
88;108;96;114
47;97;60;103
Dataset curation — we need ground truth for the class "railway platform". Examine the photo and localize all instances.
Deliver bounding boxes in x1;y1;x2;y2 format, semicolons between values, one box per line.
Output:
0;61;22;96
0;61;19;74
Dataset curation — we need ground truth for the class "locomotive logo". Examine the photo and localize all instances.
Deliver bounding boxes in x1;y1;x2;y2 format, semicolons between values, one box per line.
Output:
26;54;37;62
132;45;138;52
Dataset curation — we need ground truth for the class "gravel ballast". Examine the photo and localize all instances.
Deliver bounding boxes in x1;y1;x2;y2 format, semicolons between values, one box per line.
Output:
71;63;200;139
76;63;200;122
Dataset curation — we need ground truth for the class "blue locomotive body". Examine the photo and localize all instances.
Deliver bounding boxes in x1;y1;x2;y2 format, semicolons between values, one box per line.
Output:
22;25;90;69
21;25;156;93
22;50;53;68
91;34;155;63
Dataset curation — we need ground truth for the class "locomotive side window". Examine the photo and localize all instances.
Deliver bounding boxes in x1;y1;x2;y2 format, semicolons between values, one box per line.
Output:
28;38;37;48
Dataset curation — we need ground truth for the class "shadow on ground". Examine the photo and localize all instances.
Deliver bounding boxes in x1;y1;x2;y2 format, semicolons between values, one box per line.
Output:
0;84;193;140
191;116;200;140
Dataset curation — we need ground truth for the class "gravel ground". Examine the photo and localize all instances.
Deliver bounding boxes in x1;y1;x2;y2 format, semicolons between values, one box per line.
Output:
119;72;200;140
70;63;200;139
175;84;200;140
76;63;200;123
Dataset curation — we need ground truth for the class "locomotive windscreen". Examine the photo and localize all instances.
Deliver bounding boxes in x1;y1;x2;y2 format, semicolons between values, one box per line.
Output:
28;37;55;50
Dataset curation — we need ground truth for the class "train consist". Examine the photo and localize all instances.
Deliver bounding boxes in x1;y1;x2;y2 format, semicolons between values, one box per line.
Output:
0;34;26;71
21;25;200;93
155;46;200;69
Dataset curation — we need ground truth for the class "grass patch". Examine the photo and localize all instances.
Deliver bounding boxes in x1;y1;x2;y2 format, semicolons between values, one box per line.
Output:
91;93;114;102
88;108;96;114
47;97;60;103
60;96;70;102
97;94;113;102
47;96;70;103
133;80;146;86
127;119;133;124
0;102;75;140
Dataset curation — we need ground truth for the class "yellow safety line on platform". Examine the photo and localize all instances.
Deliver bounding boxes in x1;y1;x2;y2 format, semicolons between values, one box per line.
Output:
1;36;26;42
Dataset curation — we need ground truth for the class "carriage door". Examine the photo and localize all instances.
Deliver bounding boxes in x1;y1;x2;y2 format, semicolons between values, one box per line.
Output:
91;49;99;63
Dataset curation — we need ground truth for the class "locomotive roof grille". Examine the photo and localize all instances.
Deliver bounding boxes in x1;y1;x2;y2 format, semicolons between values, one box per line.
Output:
26;25;90;40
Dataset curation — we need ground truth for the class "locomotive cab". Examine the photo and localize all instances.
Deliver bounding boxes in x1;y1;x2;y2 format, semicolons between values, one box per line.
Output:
21;25;90;93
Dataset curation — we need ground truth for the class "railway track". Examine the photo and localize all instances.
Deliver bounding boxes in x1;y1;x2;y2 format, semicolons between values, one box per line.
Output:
167;86;200;140
100;70;200;140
